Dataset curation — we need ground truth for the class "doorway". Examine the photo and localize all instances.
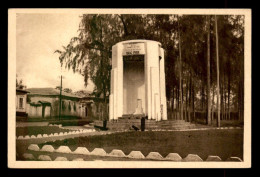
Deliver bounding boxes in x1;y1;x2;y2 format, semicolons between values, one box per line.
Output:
123;55;145;115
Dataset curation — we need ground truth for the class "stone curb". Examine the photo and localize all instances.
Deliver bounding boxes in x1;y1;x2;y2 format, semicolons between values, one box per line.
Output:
90;148;107;156
54;156;68;161
150;127;242;132
26;144;242;162
26;144;243;162
183;154;203;161
16;129;96;140
73;147;90;155
226;157;243;162
38;155;52;161
55;146;72;153
165;153;182;161
146;152;164;160
23;153;35;160
16;126;242;140
127;151;145;159
206;155;222;161
28;144;40;151
108;149;126;157
41;145;55;152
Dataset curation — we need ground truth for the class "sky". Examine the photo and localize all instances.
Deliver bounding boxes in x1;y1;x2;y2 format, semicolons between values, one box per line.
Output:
16;13;94;92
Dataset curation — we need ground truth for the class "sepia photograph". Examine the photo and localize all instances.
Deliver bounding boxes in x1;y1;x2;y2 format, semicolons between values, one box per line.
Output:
8;8;251;168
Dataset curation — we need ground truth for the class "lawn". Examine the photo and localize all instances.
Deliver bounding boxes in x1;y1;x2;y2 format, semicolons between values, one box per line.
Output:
39;129;243;160
16;126;70;136
195;119;244;127
49;119;93;126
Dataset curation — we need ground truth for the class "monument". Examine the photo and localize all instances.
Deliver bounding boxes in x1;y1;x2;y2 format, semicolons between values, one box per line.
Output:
109;40;167;121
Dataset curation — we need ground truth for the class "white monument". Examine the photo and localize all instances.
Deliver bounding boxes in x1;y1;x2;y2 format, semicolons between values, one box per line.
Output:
109;40;167;121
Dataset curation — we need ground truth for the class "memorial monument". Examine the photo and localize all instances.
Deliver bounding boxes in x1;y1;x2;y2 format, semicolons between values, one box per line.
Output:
109;40;167;121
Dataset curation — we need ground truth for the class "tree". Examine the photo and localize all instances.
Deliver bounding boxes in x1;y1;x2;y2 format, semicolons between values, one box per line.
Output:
63;88;72;93
178;15;183;120
55;14;244;123
206;15;211;125
215;15;221;127
16;75;26;89
55;15;123;103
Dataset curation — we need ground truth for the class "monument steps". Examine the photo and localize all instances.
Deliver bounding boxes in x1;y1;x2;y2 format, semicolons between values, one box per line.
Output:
94;119;198;131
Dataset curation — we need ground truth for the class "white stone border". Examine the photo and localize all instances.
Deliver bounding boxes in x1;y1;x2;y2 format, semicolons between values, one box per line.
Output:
150;126;242;132
16;129;96;140
17;126;242;140
26;144;243;162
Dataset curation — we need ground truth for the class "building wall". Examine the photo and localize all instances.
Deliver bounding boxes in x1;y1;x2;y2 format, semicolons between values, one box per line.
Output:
44;106;51;117
28;95;81;118
27;105;43;118
16;94;27;113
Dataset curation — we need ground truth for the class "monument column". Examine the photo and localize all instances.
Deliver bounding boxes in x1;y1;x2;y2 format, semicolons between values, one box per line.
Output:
159;48;167;120
110;43;123;120
146;42;161;121
116;44;124;119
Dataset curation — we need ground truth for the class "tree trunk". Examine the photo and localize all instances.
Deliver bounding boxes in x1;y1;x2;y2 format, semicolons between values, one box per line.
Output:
201;77;205;123
201;78;204;112
211;86;215;122
220;82;222;120
206;15;211;125
172;88;175;119
178;16;183;120
185;78;188;122
192;79;195;123
215;15;221;127
228;70;231;120
238;82;241;120
188;70;192;122
177;86;179;120
240;68;244;121
223;71;227;120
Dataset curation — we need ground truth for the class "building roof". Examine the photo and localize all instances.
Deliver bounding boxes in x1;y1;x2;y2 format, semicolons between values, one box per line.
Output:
73;90;93;98
26;88;81;98
16;89;30;93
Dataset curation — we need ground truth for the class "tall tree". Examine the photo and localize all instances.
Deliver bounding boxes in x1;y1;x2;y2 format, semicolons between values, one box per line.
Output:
178;15;183;120
206;15;211;125
215;15;221;127
55;14;244;123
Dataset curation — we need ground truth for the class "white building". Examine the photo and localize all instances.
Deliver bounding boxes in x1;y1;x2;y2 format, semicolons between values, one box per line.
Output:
16;89;29;118
109;40;167;121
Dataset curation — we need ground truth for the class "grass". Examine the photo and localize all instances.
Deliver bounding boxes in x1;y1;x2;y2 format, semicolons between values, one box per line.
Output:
17;116;93;126
49;119;93;126
39;129;243;160
195;119;244;127
16;126;70;136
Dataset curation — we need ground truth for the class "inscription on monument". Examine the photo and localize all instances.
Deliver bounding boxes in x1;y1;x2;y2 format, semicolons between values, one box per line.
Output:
123;43;145;56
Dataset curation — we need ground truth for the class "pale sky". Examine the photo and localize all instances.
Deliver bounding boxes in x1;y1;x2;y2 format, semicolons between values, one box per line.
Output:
16;13;94;92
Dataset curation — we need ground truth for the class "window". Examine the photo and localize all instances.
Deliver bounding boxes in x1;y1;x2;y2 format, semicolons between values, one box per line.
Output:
73;102;76;111
62;101;66;110
68;101;71;111
19;97;23;109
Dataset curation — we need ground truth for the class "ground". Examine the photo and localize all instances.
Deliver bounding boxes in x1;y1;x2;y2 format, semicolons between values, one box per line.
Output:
37;129;243;160
16;118;244;161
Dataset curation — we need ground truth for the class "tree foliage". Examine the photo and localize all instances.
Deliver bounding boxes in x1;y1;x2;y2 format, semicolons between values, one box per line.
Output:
55;14;244;121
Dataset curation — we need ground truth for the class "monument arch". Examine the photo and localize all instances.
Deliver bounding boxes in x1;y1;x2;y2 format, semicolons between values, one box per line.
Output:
109;40;167;121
